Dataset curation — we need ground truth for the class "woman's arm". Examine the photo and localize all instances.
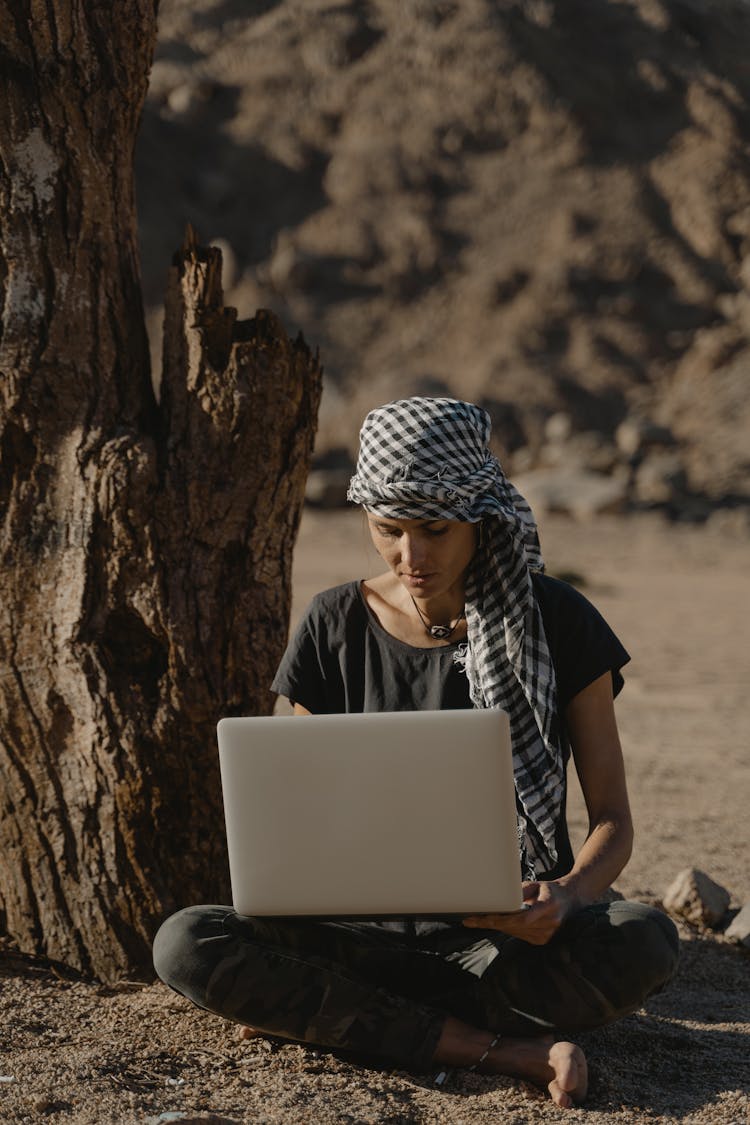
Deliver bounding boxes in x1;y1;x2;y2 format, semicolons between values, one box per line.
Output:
555;668;633;905
463;670;633;944
293;703;313;716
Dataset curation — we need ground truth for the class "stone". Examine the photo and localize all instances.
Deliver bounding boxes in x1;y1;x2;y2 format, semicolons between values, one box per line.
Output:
513;468;627;520
167;82;199;116
633;450;688;505
724;902;750;947
305;468;353;509
662;868;731;928
544;412;573;444
615;417;675;457
165;80;215;118
146;60;193;103
268;232;316;292
145;1115;240;1125
540;431;620;475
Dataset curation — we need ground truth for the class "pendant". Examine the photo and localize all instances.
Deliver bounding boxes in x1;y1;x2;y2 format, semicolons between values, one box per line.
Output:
429;624;453;640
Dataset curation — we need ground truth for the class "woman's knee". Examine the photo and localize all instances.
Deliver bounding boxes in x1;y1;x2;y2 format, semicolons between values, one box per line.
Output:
614;900;680;993
484;900;680;1033
562;900;680;1023
152;904;231;1000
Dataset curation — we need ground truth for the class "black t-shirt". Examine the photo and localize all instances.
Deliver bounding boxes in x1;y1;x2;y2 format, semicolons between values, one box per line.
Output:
274;574;628;714
272;573;630;885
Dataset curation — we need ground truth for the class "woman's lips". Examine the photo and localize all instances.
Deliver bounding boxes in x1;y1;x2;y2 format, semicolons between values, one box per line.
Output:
403;573;434;587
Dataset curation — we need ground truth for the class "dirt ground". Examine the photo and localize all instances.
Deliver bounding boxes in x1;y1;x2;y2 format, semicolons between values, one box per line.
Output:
1;509;748;1124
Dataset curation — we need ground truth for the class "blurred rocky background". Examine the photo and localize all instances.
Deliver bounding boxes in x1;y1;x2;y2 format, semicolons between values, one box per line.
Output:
135;0;750;525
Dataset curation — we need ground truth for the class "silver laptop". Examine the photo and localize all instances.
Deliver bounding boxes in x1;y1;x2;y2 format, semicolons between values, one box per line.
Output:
217;709;522;918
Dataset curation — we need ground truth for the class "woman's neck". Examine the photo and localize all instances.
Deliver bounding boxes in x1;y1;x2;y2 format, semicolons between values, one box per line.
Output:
361;574;468;648
394;576;467;640
410;589;465;628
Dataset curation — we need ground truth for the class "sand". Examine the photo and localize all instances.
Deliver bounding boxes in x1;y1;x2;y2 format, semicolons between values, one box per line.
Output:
1;509;748;1124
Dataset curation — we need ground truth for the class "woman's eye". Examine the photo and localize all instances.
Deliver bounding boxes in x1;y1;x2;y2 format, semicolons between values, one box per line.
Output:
426;527;448;537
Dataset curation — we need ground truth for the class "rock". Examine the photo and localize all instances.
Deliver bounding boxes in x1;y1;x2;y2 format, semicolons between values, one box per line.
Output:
584;440;622;476
305;468;353;509
615;417;676;457
165;79;216;118
145;1115;240;1124
544;412;573;444
305;451;356;509
540;431;620;475
146;59;193;103
724;903;750;947
662;868;731;928
513;468;627;520
632;450;688;505
166;83;195;115
268;232;316;292
135;0;750;510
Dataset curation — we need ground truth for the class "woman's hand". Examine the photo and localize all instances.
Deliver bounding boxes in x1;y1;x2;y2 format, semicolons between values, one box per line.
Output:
462;879;579;945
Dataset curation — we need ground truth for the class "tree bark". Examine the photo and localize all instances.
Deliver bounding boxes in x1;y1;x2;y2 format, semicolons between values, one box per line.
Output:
0;5;322;980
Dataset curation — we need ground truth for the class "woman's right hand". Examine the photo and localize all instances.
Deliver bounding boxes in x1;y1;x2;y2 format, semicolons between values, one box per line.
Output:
462;878;578;945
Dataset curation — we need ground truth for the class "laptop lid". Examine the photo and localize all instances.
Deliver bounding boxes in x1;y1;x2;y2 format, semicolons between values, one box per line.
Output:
217;709;522;917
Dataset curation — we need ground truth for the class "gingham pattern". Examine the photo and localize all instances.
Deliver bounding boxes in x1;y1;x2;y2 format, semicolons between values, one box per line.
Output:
347;397;564;876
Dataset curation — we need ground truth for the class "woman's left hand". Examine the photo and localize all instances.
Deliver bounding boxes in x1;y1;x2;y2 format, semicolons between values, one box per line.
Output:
462;879;579;945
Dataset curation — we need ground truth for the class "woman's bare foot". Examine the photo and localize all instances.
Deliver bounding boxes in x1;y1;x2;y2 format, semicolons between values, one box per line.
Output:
433;1017;588;1109
487;1035;588;1109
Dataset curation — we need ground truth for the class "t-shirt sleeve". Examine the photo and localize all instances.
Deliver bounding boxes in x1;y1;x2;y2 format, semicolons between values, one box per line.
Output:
537;576;631;707
271;598;329;713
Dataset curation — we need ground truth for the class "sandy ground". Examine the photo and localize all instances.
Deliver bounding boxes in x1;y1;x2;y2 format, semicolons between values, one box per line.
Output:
1;510;749;1124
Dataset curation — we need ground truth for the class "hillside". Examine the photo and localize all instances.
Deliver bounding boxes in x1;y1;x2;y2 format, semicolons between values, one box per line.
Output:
135;0;750;513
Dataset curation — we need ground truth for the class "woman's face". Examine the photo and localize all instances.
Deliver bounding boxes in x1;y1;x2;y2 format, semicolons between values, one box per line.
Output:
366;513;478;601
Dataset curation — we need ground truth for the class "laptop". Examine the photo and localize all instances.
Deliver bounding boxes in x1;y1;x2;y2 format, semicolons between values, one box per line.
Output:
217;708;523;918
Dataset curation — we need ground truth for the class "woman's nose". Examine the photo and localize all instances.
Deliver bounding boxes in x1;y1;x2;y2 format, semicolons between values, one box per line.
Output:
401;534;427;570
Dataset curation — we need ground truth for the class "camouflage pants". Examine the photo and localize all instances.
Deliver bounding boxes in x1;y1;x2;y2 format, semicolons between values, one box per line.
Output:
153;901;678;1073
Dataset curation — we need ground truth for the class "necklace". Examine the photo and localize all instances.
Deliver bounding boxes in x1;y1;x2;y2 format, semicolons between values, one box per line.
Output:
409;595;465;640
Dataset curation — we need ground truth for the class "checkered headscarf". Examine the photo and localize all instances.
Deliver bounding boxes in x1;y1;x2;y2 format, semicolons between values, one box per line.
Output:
347;396;564;876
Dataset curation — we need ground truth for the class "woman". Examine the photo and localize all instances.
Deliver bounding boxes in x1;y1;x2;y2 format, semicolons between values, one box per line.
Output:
154;397;679;1109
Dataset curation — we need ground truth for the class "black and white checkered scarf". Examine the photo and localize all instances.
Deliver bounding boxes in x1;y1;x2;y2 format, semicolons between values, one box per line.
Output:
347;396;564;876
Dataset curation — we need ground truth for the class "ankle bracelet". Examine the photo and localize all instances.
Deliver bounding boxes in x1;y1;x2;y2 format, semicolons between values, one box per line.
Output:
433;1031;502;1087
468;1033;501;1072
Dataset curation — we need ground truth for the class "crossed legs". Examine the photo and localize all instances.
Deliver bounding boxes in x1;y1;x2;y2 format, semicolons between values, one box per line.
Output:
153;901;678;1108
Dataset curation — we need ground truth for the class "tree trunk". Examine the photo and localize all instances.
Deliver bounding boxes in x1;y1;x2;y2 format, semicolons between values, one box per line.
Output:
0;5;322;980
